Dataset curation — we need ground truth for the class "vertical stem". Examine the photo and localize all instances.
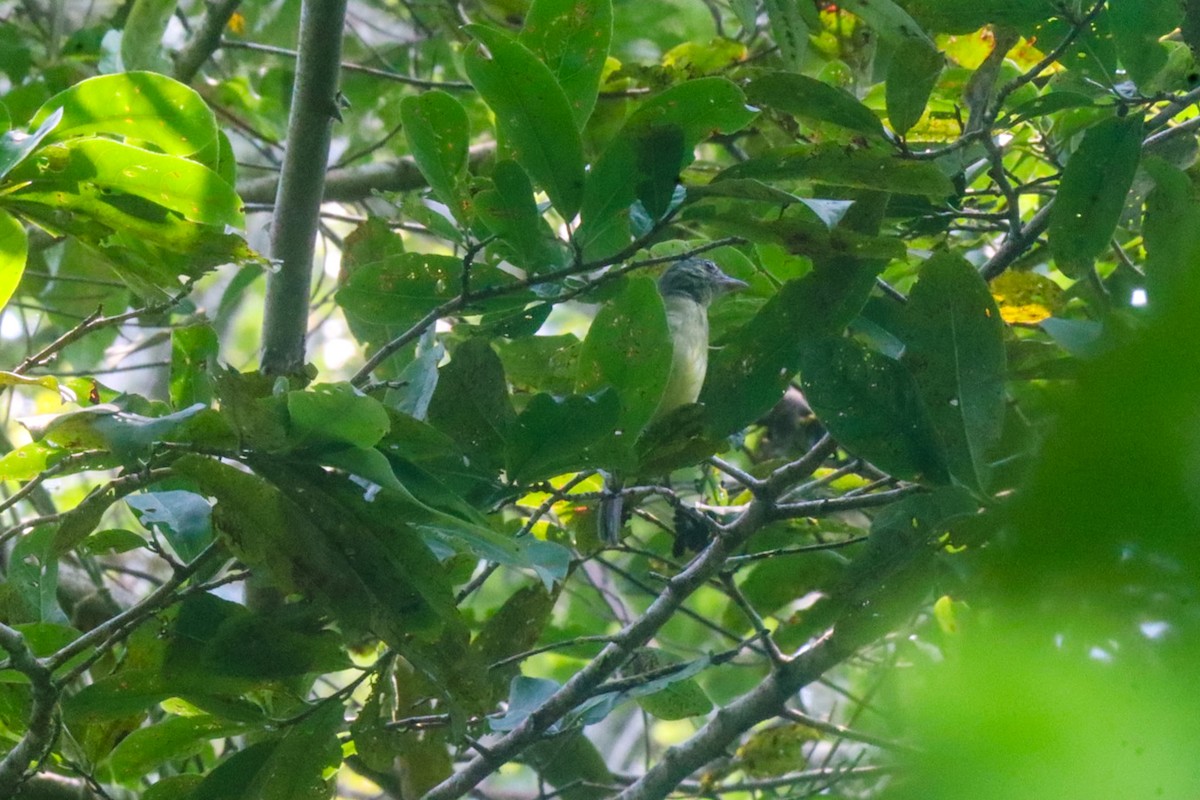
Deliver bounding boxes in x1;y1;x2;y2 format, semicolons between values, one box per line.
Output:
260;0;348;376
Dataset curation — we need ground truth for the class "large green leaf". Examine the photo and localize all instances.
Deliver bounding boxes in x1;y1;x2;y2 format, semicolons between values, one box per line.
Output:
400;91;471;223
716;143;954;198
1110;0;1181;86
520;0;613;128
886;38;944;135
800;336;949;483
195;703;343;800
746;72;884;137
0;208;27;311
576;78;757;258
700;259;881;438
507;390;622;483
1143;159;1200;310
576;276;673;437
427;338;516;470
173;455;453;644
900;253;1006;490
30;71;219;161
9;137;242;228
286;382;391;449
464;24;585;220
901;0;1057;34
1049;114;1144;276
108;715;250;783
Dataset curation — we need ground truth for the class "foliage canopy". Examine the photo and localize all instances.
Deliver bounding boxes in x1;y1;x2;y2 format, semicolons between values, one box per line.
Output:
1;0;1199;798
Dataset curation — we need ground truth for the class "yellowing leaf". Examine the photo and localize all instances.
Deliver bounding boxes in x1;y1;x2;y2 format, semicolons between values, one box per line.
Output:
933;594;967;634
736;723;820;777
662;38;748;77
990;270;1063;324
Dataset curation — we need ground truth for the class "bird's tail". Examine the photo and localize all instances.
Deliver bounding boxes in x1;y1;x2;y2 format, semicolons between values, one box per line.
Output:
598;472;624;545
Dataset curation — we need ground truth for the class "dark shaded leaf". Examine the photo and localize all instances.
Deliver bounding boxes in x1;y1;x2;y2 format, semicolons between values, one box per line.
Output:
427;338;515;470
701;259;881;438
900;253;1006;490
576;78;756;258
717;143;954;198
1049;114;1144;275
507;390;622;483
886;39;944;135
747;71;885;136
800;336;949;483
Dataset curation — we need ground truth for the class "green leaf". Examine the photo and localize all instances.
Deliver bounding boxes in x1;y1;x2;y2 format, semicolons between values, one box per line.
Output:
30;71;219;161
1049;114;1144;276
126;489;214;562
0;208;28;311
763;0;811;70
494;333;581;395
207;703;342;800
577;78;756;257
471;583;558;700
628;648;713;720
507;390;622;483
475;160;563;273
1143;158;1200;308
336;252;461;327
520;0;613;128
903;0;1056;34
0;439;63;482
1110;0;1181;86
701;261;881;438
576;276;672;437
838;0;937;48
178;456;497;709
0;106;62;179
80;528;147;556
746;72;884;137
800;336;949;483
400;91;471;223
717;143;954;198
886;39;944;135
900;253;1006;490
171;323;218;408
287;382;391;449
121;0;178;72
464;24;585;220
8;527;62;623
108;714;249;783
10;137;243;228
427;338;515;470
144;776;204;800
28;403;207;462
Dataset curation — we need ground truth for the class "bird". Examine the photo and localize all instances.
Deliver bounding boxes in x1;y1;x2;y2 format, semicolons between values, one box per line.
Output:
599;257;748;544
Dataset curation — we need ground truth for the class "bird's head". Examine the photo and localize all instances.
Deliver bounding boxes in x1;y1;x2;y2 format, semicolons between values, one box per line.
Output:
657;258;749;305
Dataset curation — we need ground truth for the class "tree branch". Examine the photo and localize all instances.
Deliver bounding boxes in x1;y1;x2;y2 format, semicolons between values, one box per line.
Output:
0;625;58;797
173;0;243;83
260;0;349;376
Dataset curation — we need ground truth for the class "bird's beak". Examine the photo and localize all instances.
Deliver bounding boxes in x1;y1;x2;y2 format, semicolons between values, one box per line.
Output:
718;274;750;293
